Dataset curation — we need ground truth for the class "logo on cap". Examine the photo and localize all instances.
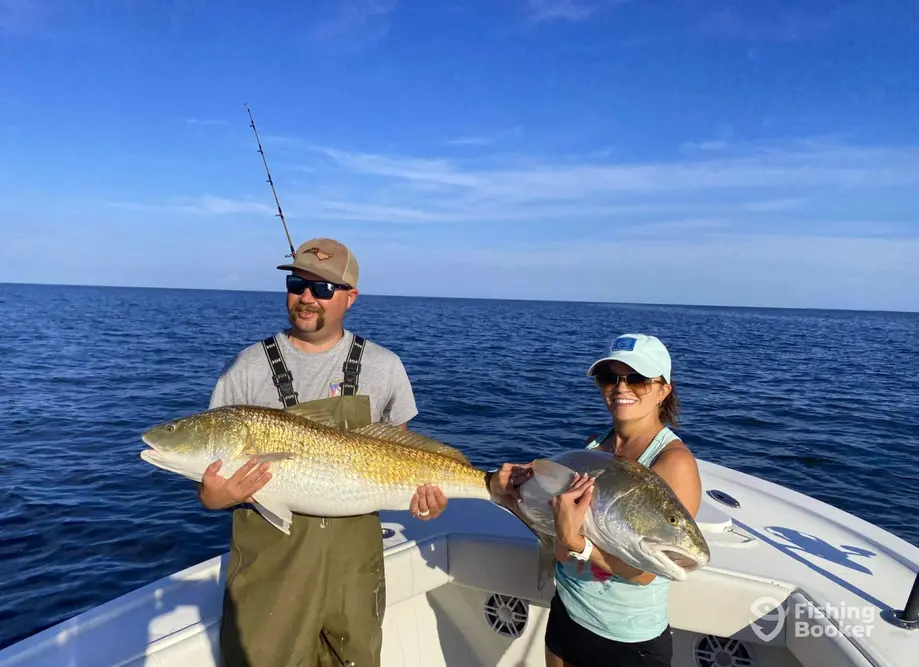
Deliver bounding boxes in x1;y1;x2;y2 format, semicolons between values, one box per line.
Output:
303;247;332;260
612;337;637;351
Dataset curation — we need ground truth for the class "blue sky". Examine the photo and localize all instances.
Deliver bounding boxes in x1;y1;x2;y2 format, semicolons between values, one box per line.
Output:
1;0;916;311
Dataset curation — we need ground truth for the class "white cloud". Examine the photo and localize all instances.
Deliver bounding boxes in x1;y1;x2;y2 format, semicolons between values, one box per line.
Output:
682;140;729;151
262;137;919;230
106;196;276;217
524;0;628;22
315;147;477;188
444;125;522;148
312;139;919;197
741;198;805;212
297;197;452;223
183;118;228;126
445;135;496;147
107;136;919;235
308;0;398;46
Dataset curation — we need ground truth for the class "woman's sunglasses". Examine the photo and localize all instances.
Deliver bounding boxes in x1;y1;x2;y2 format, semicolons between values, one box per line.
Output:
593;370;664;393
286;275;351;300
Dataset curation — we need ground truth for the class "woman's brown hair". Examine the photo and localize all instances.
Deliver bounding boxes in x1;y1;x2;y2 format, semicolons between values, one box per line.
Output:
659;380;681;427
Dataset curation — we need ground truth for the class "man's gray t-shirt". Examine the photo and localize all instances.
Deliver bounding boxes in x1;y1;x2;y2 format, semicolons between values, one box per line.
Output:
209;329;418;426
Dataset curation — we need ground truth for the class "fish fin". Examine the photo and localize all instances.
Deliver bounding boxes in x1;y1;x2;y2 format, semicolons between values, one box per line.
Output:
551;449;615;478
488;493;557;591
531;459;578;495
282;402;343;428
353;423;472;465
239;451;297;463
251;492;292;535
537;535;558;591
283;395;373;431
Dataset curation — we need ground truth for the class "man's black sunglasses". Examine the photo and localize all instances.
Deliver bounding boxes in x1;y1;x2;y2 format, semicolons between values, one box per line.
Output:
286;275;351;300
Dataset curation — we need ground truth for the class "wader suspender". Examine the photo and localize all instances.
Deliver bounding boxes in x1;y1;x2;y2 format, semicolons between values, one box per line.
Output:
262;335;299;407
261;333;366;407
340;334;365;396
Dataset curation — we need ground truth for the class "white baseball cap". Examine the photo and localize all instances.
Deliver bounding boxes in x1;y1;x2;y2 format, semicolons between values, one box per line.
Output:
587;333;672;383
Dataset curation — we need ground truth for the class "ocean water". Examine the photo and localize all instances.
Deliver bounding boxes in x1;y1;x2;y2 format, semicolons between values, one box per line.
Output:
1;282;918;650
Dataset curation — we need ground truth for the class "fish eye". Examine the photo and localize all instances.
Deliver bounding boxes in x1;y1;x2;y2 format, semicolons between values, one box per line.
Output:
165;424;176;432
668;515;678;525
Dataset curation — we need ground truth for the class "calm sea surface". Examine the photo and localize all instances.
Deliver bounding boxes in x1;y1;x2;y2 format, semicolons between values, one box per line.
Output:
1;282;918;649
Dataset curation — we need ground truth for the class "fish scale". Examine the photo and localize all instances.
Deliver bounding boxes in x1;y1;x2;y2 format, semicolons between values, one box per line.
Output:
241;409;489;487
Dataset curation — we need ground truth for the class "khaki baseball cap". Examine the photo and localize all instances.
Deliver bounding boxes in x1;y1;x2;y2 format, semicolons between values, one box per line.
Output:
276;238;360;288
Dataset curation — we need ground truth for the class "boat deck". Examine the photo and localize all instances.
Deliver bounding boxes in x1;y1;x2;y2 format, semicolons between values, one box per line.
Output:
0;459;917;667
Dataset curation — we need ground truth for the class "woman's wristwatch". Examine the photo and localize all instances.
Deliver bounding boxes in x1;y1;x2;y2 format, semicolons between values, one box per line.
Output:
568;537;594;562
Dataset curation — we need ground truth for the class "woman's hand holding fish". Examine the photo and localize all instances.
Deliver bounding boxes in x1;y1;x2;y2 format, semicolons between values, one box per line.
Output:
198;457;272;510
411;483;448;521
487;462;535;507
550;473;595;553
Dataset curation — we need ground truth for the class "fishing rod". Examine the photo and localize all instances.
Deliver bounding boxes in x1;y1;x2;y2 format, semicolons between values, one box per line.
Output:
245;103;296;258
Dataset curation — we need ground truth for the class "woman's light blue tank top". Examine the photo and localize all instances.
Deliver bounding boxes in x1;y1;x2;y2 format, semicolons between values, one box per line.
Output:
554;425;679;643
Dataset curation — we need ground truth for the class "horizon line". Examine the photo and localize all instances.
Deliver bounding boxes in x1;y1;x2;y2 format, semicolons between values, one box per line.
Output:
2;280;916;316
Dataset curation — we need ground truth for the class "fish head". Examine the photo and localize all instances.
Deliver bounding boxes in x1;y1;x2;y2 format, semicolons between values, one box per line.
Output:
633;502;711;582
140;406;251;477
592;466;711;582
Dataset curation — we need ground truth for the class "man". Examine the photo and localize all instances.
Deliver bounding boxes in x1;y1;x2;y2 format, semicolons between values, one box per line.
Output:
198;237;448;667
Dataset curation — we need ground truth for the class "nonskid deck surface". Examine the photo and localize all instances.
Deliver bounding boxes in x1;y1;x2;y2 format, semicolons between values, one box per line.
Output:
0;459;917;667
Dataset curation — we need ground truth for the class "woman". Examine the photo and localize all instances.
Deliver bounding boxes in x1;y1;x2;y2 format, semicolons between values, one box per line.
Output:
489;333;702;667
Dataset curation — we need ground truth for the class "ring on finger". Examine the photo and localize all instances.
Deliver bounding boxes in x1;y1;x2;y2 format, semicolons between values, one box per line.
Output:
417;509;430;517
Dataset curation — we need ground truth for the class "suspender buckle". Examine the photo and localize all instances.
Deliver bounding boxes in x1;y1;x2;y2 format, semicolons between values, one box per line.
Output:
272;370;294;386
272;371;297;402
342;360;360;387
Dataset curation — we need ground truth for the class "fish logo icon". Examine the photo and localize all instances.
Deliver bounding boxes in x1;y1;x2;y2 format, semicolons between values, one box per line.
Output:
749;596;786;642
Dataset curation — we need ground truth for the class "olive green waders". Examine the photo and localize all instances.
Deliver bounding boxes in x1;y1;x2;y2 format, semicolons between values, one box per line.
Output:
219;394;386;667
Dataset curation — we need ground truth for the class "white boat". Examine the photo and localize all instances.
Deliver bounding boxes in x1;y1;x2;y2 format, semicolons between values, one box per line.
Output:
1;458;917;667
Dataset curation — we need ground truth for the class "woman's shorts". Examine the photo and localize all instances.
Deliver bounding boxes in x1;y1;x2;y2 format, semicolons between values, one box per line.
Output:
544;592;673;666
